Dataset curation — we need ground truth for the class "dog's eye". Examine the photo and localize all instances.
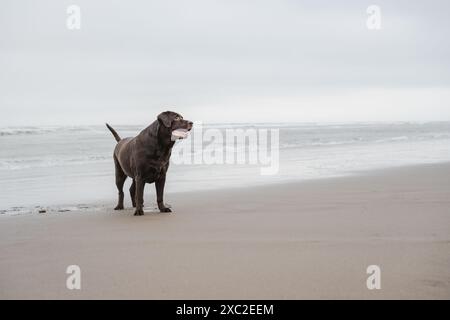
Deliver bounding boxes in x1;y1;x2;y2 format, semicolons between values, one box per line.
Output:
174;117;181;121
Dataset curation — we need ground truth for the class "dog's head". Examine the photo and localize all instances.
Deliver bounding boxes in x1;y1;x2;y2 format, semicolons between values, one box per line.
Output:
157;111;193;141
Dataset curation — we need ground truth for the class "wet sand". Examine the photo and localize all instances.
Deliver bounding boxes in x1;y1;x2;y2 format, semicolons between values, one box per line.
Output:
1;163;449;299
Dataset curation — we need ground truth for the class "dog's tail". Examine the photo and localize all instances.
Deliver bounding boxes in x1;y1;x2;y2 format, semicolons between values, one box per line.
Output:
105;123;121;142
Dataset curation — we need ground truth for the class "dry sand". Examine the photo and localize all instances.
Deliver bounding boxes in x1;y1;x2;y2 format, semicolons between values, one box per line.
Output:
1;163;450;299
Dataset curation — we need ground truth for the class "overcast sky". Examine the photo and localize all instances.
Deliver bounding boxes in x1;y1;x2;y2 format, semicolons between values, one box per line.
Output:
1;0;449;126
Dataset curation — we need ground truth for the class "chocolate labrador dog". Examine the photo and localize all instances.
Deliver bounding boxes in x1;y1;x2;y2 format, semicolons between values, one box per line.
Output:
106;111;193;216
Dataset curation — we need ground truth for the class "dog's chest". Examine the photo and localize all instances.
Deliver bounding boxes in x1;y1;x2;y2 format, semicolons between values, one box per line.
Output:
142;161;168;182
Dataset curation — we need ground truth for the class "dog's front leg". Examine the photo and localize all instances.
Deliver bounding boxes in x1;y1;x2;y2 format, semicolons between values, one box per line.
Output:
134;177;145;216
156;175;171;212
129;179;136;207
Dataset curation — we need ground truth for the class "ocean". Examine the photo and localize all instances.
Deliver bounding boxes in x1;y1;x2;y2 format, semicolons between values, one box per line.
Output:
1;122;449;214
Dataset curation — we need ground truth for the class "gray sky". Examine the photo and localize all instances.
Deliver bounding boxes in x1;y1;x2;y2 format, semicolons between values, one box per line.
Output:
1;0;450;126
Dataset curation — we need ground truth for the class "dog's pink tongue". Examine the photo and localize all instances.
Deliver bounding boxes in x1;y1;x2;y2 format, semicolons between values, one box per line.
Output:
171;129;189;141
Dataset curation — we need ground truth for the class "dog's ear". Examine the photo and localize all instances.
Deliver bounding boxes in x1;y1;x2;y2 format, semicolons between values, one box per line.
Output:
157;111;173;128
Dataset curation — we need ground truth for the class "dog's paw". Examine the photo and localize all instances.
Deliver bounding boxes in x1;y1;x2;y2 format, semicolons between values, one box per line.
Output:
134;209;144;216
114;205;124;210
159;207;172;213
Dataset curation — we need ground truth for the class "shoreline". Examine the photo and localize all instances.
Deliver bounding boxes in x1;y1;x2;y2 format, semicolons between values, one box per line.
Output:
2;161;450;216
1;162;449;299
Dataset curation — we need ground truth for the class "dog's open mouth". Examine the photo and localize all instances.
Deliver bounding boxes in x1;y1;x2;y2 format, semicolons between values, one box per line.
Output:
171;128;190;141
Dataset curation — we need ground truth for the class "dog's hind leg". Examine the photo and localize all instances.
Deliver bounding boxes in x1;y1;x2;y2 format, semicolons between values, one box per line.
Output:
114;156;127;210
129;179;136;207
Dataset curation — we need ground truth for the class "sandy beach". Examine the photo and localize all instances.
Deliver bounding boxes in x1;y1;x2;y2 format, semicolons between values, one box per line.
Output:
1;163;449;299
